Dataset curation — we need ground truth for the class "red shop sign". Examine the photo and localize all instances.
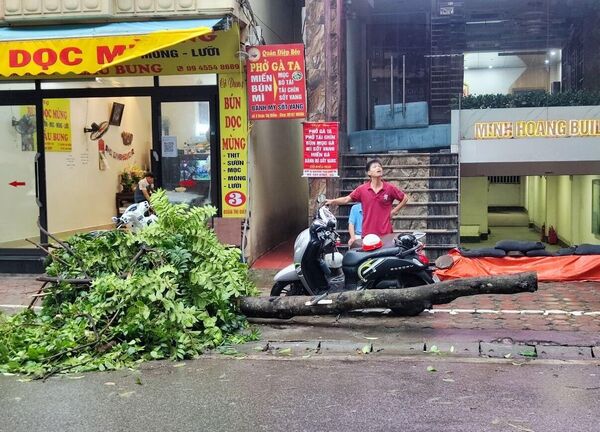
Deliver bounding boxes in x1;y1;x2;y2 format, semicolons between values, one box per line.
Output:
303;122;339;178
246;43;307;120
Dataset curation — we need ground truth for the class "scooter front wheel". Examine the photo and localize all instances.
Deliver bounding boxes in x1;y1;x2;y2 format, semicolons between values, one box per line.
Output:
270;281;306;297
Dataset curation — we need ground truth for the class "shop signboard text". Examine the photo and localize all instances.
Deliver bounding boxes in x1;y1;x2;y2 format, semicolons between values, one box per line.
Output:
246;44;307;120
219;74;248;217
303;122;339;177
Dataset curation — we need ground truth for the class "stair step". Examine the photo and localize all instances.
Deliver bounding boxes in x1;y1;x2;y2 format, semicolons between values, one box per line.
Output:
342;176;458;182
339;201;458;206
337;228;458;234
343;166;458;178
343;164;458;169
343;178;459;190
336;214;458;219
341;152;453;157
340;188;458;193
337;244;458;260
341;191;459;202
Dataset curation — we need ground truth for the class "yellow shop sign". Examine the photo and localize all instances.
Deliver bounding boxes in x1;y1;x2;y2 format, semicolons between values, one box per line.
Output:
475;119;600;139
219;74;248;218
91;27;241;77
0;22;240;79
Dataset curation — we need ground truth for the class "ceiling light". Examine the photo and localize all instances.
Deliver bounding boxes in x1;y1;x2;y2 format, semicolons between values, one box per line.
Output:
488;65;493;69
464;66;469;70
550;51;557;56
544;59;550;64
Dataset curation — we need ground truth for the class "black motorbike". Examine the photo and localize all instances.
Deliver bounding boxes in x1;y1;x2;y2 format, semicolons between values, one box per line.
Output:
271;196;438;315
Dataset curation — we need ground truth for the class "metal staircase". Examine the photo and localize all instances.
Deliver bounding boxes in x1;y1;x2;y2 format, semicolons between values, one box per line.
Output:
336;152;459;260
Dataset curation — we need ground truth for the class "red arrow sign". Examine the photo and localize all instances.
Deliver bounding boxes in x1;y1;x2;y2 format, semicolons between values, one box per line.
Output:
9;181;26;187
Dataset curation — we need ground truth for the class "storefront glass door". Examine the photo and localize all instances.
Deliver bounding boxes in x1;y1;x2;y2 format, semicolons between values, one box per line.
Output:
44;96;153;237
0;104;41;248
159;101;216;208
367;12;429;128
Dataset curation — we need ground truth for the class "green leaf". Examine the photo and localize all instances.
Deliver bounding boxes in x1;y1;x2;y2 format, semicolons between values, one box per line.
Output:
0;193;258;376
427;366;437;372
519;350;537;358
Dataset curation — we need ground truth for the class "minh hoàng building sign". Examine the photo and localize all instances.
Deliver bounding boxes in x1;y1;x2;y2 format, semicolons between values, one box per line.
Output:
474;119;600;139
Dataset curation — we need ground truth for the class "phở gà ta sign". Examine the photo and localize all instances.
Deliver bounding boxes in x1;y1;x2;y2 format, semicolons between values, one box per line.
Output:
475;119;600;139
246;43;307;120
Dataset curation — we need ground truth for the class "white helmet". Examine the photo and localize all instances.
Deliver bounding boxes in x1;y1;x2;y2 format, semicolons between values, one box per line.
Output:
362;234;383;251
324;252;344;269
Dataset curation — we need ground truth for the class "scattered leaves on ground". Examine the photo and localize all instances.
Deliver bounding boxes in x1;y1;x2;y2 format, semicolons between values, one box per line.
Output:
0;191;259;378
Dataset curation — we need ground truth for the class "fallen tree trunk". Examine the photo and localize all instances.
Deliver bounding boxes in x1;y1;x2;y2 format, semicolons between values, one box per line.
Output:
238;272;537;319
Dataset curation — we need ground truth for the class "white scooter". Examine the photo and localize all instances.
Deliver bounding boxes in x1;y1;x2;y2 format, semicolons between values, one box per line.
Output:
112;201;157;232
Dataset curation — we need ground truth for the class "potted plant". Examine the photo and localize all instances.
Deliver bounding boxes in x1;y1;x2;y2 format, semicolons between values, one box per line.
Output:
119;166;145;192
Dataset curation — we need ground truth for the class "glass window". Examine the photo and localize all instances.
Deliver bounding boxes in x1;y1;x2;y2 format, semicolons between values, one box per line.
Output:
41;76;154;89
0;81;36;90
160;101;214;208
0;105;39;248
44;96;153;237
159;74;217;86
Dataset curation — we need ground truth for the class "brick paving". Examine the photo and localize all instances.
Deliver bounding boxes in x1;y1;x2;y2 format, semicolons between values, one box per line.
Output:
1;275;600;334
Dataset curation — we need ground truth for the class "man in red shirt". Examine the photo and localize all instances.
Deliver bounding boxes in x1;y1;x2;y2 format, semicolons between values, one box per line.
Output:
326;159;409;236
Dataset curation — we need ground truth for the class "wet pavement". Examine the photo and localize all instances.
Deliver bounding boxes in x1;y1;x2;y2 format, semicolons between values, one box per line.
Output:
1;356;599;432
1;274;600;431
2;274;600;358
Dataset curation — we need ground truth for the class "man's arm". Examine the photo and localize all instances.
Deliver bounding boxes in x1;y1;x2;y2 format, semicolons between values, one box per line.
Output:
325;195;353;206
390;194;409;217
142;189;151;201
348;222;357;246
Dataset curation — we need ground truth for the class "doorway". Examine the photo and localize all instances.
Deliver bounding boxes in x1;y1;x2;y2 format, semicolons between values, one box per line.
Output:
0;104;41;249
0;80;219;272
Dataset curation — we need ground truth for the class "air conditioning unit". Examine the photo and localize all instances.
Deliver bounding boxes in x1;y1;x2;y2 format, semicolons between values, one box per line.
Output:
115;0;240;19
4;0;112;22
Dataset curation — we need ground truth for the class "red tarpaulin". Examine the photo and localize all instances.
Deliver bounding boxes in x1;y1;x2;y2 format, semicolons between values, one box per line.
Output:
435;249;600;282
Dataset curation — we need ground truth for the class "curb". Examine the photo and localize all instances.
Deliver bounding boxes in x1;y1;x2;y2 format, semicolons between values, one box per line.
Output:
221;338;600;362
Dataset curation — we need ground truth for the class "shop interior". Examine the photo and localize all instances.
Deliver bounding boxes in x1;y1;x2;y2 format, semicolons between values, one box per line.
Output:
0;76;216;248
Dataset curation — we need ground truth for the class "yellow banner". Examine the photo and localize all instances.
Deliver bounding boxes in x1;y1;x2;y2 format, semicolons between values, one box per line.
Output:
94;27;241;77
0;27;214;77
219;74;248;218
43;99;72;152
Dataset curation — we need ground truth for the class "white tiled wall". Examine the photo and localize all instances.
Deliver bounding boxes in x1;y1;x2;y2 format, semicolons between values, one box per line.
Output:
114;0;237;17
4;0;112;20
1;0;239;22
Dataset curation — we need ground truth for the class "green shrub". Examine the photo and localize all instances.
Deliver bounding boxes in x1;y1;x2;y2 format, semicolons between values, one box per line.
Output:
0;190;258;377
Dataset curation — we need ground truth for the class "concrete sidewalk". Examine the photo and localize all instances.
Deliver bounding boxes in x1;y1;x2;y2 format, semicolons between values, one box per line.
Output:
1;274;599;361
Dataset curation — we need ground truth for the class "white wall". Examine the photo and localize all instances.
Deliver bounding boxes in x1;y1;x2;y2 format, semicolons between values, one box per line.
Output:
45;97;152;234
464;64;560;95
464;68;525;95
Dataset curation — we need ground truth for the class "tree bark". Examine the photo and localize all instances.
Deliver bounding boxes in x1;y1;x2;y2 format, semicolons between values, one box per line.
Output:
36;276;92;284
238;272;537;319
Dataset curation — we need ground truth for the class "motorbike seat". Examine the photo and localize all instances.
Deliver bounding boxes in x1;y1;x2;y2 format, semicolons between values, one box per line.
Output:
343;247;401;267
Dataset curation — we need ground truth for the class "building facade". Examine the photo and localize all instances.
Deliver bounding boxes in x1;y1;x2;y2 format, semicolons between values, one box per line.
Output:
0;0;307;272
305;0;600;251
